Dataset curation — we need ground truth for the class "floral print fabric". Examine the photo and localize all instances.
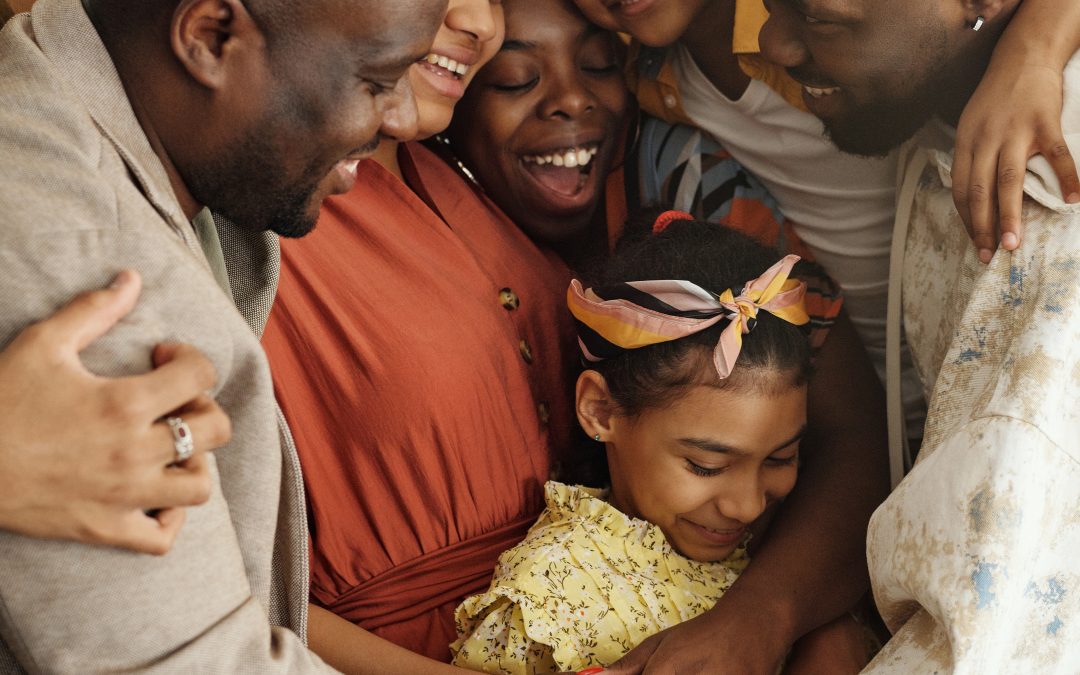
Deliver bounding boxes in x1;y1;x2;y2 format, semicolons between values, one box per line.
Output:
451;482;748;674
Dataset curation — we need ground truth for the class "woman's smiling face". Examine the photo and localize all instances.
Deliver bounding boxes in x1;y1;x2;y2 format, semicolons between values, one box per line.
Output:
448;0;629;244
410;0;505;140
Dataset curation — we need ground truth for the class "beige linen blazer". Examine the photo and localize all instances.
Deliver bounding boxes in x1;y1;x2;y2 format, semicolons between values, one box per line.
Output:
0;0;327;671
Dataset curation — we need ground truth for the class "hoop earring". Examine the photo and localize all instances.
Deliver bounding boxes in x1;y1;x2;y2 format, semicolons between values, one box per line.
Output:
971;15;985;31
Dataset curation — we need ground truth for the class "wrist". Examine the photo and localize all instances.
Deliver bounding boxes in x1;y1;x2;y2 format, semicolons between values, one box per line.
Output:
708;581;801;650
991;17;1075;71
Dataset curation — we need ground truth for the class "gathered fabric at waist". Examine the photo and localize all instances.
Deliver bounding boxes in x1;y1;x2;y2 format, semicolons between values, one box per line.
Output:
323;514;536;631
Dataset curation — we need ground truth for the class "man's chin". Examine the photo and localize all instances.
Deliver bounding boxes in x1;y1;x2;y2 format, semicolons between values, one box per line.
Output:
268;209;318;239
218;201;318;239
822;120;912;159
820;104;934;159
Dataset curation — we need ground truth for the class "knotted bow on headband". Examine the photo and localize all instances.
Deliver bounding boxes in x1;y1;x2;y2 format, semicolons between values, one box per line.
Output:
567;255;809;379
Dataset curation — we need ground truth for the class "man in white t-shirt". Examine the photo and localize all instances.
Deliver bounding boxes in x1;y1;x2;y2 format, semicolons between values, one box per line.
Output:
760;0;1080;670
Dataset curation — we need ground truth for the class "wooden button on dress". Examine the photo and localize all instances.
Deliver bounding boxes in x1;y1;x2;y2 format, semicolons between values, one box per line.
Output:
518;339;533;364
499;288;520;310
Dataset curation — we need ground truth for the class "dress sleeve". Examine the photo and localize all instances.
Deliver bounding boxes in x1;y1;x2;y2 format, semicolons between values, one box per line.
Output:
452;596;558;675
864;417;1080;672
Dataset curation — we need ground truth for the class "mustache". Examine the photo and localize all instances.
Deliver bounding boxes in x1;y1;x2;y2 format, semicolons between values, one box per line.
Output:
785;67;839;89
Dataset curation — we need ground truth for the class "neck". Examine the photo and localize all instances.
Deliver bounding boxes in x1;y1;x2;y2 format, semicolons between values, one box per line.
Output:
552;206;608;270
87;4;203;219
938;16;1016;128
679;0;749;101
373;138;403;180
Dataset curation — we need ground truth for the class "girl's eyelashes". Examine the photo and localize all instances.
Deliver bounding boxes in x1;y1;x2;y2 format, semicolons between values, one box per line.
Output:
583;62;619;76
685;459;726;477
765;453;799;468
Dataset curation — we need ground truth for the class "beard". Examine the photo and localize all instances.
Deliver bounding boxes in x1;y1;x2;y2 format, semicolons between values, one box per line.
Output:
819;88;941;158
182;87;331;239
183;131;325;239
805;21;960;158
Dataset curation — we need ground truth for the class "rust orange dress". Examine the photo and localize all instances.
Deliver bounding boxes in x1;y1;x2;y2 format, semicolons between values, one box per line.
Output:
261;142;577;661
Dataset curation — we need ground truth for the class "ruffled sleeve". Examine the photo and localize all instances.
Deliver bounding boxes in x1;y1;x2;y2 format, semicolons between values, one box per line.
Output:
451;483;747;673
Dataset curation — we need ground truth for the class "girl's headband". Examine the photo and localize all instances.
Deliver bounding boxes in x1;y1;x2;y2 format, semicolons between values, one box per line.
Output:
567;247;809;379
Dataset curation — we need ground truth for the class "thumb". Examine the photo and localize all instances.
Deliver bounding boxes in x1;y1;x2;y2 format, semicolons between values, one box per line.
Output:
58;269;143;352
605;633;663;675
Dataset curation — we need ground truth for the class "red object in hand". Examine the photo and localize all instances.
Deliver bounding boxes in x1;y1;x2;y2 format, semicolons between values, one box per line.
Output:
577;668;606;675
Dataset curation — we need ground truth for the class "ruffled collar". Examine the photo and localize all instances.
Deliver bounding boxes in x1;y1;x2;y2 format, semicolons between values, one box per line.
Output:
543;481;749;566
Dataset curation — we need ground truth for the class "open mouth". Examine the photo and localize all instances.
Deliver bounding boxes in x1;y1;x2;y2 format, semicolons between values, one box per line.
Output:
520;143;600;197
802;84;841;98
419;52;471;79
608;0;648;10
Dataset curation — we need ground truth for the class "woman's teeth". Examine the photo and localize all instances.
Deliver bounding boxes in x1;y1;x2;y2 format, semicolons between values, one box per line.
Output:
522;146;599;168
803;85;840;98
423;53;469;77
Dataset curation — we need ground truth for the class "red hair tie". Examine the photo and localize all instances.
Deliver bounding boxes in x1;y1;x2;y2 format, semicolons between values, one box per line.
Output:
652;209;694;234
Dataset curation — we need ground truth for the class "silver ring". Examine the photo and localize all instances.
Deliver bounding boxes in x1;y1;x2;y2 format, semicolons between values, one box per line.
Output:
166;416;195;463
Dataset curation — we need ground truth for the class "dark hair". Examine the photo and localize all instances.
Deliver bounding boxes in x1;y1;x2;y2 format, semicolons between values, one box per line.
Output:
585;211;814;418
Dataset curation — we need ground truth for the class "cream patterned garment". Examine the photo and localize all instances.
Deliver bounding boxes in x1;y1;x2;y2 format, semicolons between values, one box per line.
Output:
864;54;1080;673
451;482;748;674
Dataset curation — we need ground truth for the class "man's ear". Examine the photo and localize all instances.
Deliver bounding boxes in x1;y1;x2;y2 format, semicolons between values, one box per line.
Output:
171;0;263;89
576;370;618;442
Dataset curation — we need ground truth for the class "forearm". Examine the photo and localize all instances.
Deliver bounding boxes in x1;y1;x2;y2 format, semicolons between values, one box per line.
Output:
996;0;1080;67
308;605;465;675
715;313;889;646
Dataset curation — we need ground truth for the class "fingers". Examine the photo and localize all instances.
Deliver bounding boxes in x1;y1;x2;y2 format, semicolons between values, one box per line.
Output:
995;141;1029;252
145;454;214;508
1043;134;1080;205
145;394;232;468
120;342;219;417
104;507;188;556
27;269;143;354
605;633;662;675
950;143;975;240
965;150;1000;263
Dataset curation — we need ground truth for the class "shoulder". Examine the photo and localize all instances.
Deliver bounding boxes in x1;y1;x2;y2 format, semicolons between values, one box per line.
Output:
0;20;118;238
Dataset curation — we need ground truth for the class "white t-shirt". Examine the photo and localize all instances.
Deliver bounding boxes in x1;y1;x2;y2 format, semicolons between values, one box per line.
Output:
670;44;925;439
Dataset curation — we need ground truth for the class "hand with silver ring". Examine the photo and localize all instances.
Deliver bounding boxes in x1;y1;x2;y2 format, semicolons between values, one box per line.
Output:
0;270;231;555
166;416;196;464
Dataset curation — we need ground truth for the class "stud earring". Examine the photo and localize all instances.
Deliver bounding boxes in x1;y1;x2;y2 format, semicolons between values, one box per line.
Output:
593;434;602;442
971;15;985;31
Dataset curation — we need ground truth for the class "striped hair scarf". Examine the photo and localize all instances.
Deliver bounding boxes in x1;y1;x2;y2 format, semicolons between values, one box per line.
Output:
567;254;809;379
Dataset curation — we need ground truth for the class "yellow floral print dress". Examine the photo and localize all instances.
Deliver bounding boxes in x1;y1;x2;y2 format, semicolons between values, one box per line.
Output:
451;482;749;674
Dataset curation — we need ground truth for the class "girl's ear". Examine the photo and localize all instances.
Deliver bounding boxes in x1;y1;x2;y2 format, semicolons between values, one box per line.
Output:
576;370;616;442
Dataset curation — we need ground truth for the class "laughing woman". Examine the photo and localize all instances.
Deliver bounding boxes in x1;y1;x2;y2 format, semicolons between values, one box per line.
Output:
443;0;888;672
260;1;584;672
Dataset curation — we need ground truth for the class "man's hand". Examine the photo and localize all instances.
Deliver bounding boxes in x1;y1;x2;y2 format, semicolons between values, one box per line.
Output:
604;600;788;675
0;270;230;554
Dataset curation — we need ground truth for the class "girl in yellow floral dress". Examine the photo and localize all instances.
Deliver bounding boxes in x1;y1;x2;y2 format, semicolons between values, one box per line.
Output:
451;213;854;673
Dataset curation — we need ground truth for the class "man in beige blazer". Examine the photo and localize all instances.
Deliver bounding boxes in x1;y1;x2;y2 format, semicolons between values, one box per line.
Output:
0;0;442;670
